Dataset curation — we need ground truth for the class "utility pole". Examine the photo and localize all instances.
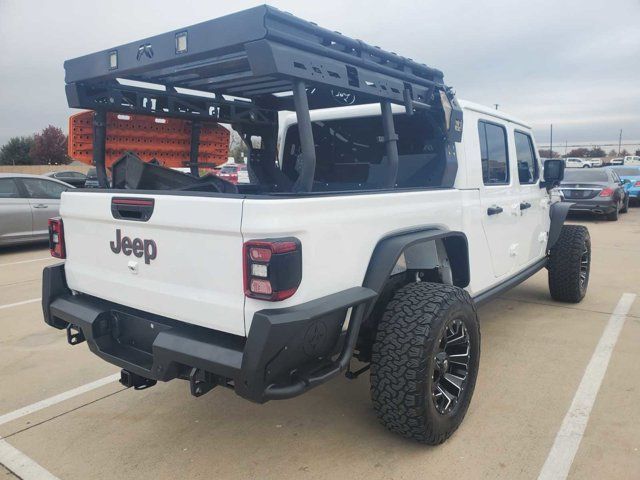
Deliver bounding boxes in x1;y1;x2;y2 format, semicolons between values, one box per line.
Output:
550;124;553;158
618;129;622;155
565;140;568;156
494;104;499;110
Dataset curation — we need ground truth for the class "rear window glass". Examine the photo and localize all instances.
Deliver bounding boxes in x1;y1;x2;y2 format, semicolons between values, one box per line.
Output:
563;170;609;182
282;114;445;190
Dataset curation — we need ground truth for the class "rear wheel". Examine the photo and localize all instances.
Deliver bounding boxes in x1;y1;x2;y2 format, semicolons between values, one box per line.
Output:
370;282;480;444
607;203;620;221
548;225;590;302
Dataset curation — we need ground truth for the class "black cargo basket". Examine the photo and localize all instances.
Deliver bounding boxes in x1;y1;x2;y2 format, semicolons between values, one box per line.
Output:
64;5;462;192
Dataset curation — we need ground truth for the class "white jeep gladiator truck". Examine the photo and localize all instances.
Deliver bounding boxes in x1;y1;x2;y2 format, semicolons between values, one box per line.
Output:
42;6;590;444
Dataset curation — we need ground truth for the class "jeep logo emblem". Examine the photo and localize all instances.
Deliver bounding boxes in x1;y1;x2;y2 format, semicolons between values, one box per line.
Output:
136;43;154;61
110;229;157;264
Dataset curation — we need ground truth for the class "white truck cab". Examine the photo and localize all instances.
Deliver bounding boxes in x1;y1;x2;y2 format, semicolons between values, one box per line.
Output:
42;6;590;444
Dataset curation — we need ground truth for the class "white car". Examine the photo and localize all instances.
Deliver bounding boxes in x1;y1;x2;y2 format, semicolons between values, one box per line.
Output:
624;155;640;165
610;157;624;165
42;6;590;445
564;157;591;168
586;158;602;167
0;174;73;247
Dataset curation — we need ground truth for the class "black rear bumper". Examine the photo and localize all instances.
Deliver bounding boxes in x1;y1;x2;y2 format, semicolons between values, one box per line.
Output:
42;264;376;403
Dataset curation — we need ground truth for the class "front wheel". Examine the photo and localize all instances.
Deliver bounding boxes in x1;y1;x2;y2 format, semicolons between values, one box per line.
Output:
621;196;629;213
548;225;590;302
370;282;480;444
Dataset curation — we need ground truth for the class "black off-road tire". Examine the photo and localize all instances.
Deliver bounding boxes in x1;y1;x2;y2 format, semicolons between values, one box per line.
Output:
548;225;591;303
370;282;480;444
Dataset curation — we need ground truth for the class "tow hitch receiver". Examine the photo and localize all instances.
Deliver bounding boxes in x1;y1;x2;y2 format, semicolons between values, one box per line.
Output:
66;324;85;345
189;368;217;397
120;369;157;390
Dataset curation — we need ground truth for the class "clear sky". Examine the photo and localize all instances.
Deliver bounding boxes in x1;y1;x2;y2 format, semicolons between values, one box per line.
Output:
0;0;639;149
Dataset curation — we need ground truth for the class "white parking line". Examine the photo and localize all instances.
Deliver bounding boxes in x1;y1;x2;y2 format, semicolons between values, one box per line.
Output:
0;439;60;480
0;373;120;479
0;298;41;311
0;373;120;427
538;292;637;480
0;257;53;267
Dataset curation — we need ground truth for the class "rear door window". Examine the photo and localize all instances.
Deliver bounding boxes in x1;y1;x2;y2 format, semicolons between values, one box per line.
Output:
514;131;539;184
478;121;509;185
20;179;68;199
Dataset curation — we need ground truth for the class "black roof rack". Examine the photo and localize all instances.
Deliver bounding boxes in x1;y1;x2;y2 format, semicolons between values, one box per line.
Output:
66;6;463;192
64;5;453;122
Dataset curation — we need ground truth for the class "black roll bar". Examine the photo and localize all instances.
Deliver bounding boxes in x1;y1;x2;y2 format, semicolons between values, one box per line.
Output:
292;80;316;193
380;101;399;188
92;110;108;188
189;121;202;177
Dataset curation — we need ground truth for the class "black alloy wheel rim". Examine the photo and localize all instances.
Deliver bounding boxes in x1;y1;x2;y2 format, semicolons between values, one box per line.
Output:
431;318;471;415
579;244;590;289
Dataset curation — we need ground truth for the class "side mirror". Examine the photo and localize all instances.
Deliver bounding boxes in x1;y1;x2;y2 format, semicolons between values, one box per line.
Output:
542;159;565;190
622;178;631;185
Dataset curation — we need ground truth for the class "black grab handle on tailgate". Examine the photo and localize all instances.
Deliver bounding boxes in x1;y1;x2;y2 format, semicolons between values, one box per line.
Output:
111;197;155;222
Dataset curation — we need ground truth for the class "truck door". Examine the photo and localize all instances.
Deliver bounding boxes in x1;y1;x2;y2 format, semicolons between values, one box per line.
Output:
477;120;519;278
514;130;549;266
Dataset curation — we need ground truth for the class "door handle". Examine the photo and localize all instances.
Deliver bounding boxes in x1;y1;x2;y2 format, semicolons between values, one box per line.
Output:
487;205;504;216
519;202;531;210
33;204;48;209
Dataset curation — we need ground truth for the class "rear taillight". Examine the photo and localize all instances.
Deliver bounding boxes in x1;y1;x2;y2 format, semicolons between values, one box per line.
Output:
48;217;66;259
243;238;301;301
635;181;640;187
599;187;614;197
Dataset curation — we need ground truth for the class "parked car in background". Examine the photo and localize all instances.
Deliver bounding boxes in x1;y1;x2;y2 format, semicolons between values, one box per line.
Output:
564;157;591;168
44;170;87;188
624;155;640;166
215;164;247;184
586;158;602;167
236;165;249;184
610;157;624;165
609;165;640;205
560;168;629;220
0;173;73;246
84;167;100;188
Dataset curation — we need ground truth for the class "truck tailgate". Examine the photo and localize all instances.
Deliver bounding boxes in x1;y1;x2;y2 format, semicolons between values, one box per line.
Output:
61;192;246;336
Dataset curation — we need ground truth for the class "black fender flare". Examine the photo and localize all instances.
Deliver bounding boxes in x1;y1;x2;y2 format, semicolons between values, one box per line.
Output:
362;228;469;303
547;202;572;251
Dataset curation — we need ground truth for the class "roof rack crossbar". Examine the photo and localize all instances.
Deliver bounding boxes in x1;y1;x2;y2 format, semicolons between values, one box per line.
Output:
64;6;452;117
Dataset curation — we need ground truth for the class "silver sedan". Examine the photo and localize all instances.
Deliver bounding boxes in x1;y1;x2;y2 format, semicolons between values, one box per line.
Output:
0;173;74;247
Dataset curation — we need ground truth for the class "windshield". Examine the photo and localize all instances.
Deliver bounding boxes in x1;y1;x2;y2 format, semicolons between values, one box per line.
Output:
563;170;609;182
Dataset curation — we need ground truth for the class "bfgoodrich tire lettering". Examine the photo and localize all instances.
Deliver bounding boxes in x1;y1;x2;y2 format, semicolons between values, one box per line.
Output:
547;224;590;303
370;282;480;444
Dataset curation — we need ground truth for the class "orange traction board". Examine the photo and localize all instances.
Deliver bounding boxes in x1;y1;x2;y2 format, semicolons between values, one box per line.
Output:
68;111;230;168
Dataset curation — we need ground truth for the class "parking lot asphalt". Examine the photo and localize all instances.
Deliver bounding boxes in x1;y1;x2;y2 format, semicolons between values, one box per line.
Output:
0;211;638;480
